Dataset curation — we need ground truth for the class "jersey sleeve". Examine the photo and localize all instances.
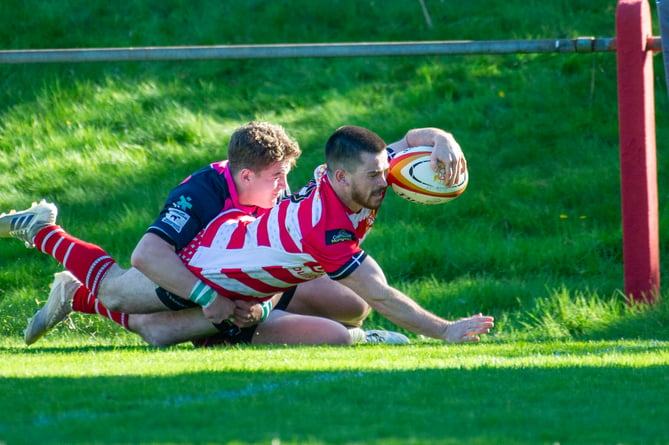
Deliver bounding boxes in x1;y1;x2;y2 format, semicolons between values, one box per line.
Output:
146;170;229;251
301;227;367;280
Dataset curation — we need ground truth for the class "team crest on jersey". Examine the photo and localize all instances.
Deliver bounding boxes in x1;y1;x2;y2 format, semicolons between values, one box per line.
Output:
325;229;356;245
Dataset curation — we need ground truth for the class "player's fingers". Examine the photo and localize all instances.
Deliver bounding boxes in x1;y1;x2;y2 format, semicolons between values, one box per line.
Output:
432;159;457;186
461;335;480;342
446;158;466;187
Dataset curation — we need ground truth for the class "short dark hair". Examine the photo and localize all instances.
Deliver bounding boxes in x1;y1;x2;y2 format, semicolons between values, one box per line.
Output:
325;126;386;174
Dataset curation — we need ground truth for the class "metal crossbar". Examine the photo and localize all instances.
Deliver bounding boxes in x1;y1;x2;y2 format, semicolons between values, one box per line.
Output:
0;37;662;64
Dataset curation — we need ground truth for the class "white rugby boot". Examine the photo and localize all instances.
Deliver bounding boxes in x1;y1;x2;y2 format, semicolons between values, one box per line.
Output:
24;271;78;345
0;200;57;247
365;329;410;345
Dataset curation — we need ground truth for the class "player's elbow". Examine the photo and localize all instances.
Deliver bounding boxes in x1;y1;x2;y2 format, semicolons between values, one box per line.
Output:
130;244;150;271
131;234;164;273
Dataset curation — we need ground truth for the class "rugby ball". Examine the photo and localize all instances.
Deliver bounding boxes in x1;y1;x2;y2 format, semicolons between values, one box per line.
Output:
388;146;468;205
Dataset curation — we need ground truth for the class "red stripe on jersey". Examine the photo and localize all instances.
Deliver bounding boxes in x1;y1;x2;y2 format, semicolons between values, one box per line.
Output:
227;223;247;249
196;273;272;303
195;212;233;247
255;213;271;247
179;209;252;262
225;270;289;293
297;190;317;235
263;264;322;283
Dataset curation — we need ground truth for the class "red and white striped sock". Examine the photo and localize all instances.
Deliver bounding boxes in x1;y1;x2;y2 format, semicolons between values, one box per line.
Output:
71;284;129;330
33;225;116;296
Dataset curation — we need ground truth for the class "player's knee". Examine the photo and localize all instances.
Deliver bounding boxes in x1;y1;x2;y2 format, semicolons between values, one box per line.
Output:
354;302;373;324
134;325;173;347
128;314;175;347
331;329;354;346
321;322;354;346
340;301;372;328
96;293;125;313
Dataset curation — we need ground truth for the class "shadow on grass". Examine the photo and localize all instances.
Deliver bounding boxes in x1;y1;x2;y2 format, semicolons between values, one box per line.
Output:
2;365;668;445
0;344;158;354
581;299;669;342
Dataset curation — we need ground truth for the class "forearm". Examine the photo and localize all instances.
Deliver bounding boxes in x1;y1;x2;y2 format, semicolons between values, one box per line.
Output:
338;258;450;339
340;257;493;342
131;233;199;298
352;282;450;339
387;127;452;151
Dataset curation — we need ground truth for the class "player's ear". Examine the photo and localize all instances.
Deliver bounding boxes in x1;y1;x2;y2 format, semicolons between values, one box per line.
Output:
334;168;349;185
239;168;254;184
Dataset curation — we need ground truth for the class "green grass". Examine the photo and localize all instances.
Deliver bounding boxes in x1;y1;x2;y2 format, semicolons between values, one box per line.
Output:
1;0;669;443
2;339;669;445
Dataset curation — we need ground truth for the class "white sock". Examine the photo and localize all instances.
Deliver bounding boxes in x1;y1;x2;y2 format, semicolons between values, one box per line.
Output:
347;327;366;343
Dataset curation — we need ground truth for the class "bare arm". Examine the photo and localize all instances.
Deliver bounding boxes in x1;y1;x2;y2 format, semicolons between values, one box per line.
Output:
131;233;235;323
338;256;493;342
131;233;200;297
387;127;467;187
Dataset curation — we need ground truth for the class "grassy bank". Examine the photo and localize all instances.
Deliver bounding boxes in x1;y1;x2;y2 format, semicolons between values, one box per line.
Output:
1;0;669;340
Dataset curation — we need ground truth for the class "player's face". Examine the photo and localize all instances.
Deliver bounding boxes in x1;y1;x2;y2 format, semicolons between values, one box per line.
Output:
247;160;292;208
347;151;389;211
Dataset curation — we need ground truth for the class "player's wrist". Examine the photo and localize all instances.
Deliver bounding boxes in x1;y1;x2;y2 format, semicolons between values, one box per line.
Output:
442;320;456;343
188;279;218;307
259;299;273;322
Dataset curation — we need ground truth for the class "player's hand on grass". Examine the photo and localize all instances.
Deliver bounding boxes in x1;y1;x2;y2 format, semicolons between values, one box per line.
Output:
201;294;236;324
443;313;494;343
232;300;263;328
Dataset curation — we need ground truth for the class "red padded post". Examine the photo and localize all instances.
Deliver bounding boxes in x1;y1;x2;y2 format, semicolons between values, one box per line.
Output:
616;0;660;303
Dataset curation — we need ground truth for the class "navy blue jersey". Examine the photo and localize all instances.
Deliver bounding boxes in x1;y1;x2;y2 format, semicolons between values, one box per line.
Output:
147;160;263;252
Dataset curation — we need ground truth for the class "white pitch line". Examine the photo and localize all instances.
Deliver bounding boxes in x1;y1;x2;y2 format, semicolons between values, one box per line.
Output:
19;371;364;428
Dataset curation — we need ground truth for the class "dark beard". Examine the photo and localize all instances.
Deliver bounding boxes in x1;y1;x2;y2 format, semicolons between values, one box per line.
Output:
350;185;386;210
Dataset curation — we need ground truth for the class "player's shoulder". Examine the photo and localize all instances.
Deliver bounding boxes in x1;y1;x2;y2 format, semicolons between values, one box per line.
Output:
177;162;229;192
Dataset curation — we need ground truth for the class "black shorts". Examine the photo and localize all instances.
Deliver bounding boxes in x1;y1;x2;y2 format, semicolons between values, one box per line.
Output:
190;287;296;347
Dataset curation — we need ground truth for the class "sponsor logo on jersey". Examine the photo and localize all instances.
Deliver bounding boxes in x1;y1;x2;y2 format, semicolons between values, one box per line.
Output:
162;207;190;233
325;229;356;245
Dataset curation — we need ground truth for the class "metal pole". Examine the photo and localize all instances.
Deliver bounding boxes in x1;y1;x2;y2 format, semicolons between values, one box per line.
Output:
0;38;634;64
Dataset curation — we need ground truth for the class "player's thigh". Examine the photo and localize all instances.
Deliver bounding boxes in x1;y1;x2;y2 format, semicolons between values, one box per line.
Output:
287;276;371;324
253;310;351;346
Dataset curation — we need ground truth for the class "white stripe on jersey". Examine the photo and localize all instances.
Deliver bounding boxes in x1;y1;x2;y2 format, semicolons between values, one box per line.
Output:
185;167;373;298
311;186;323;228
190;245;319;297
348;210;373;244
188;205;323;297
191;244;314;274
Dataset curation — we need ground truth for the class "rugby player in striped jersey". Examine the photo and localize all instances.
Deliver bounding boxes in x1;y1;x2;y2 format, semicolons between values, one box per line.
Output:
2;124;490;346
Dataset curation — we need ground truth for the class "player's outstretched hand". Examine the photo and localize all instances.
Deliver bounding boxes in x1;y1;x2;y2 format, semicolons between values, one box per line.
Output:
201;294;236;324
443;313;494;343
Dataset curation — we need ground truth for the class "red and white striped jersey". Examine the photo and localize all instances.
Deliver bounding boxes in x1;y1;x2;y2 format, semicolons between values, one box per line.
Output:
179;165;377;301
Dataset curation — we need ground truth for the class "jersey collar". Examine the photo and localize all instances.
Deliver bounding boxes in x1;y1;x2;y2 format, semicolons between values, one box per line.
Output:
221;161;264;216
